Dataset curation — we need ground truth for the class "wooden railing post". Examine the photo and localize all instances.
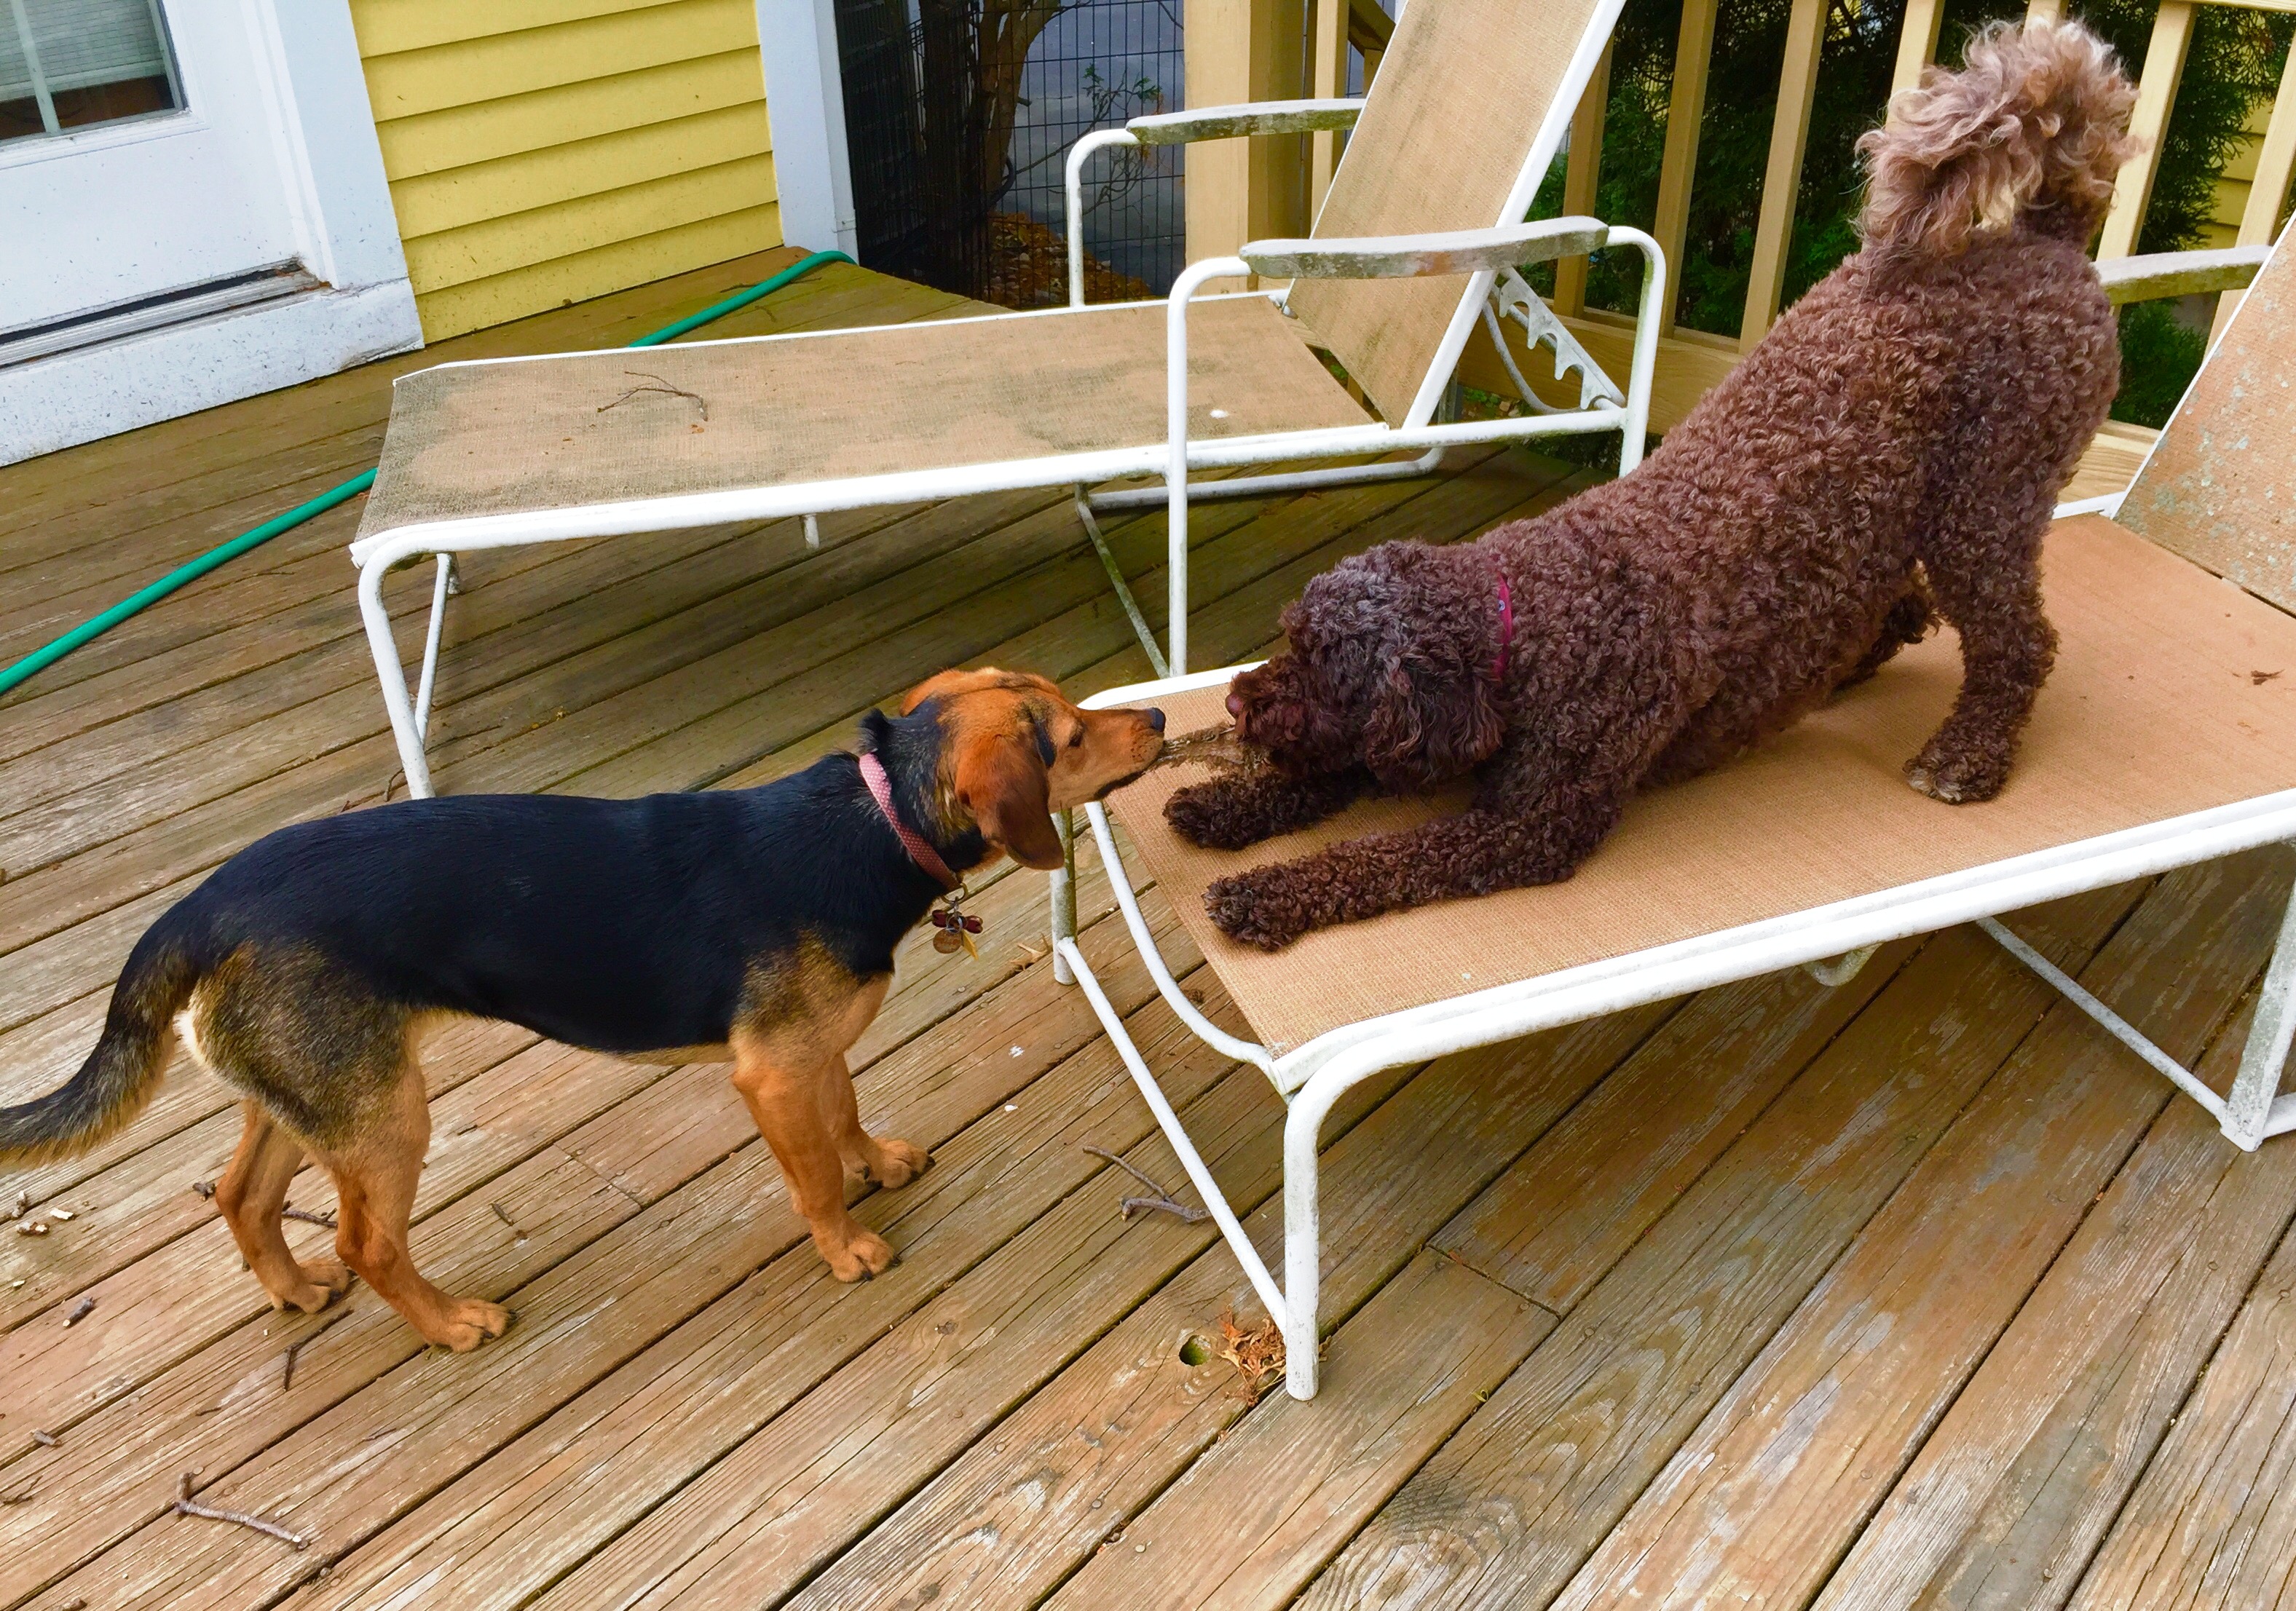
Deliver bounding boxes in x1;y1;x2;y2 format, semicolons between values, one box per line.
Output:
1892;0;1945;97
1308;0;1349;215
2214;39;2296;336
1652;0;1719;334
1740;0;1828;347
2097;0;2197;261
1553;42;1612;318
1184;0;1309;266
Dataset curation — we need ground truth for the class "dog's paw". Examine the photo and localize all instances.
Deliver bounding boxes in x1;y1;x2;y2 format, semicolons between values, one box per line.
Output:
866;1137;931;1189
1905;749;2009;804
1165;781;1271;851
1204;868;1310;951
818;1225;899;1282
426;1297;514;1352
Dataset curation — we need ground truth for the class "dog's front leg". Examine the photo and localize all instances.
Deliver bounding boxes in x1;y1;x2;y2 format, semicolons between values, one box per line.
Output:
731;1032;897;1281
1164;767;1373;851
1203;780;1628;950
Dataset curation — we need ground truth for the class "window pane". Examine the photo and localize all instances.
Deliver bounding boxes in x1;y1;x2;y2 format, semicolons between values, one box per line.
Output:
2;0;181;144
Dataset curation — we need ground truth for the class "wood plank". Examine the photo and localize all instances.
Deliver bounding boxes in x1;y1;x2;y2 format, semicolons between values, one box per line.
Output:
1038;1252;1549;1611
305;962;1273;1611
2097;2;2196;263
1740;0;1829;346
0;893;1184;1608
2066;1219;2296;1610
1893;0;1945;98
1297;881;2147;1611
1434;937;1917;1313
1653;0;1719;336
1545;852;2288;1611
760;1008;1677;1611
1815;926;2296;1611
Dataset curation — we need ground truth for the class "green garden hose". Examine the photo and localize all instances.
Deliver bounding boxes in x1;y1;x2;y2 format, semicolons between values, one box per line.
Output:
0;248;856;700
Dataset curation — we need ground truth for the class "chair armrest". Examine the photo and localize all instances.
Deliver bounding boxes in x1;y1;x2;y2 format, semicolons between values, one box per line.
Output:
1125;98;1364;146
2097;244;2269;306
1241;217;1611;280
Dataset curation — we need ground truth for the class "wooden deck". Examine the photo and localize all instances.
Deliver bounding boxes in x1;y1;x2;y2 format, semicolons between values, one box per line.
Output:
2;250;2293;1611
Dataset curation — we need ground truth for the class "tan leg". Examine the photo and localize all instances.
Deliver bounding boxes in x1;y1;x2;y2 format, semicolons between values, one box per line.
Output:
213;1103;351;1315
731;1032;896;1281
821;1055;929;1187
316;1071;510;1351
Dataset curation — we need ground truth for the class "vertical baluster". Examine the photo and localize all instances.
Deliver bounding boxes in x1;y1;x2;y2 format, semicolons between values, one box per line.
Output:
2214;43;2296;339
1308;0;1349;216
2097;1;2197;263
1553;42;1613;319
1740;0;1828;347
1652;0;1719;336
1892;0;1945;98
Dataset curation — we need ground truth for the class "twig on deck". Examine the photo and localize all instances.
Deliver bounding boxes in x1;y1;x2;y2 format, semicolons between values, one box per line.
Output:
282;1206;337;1229
281;1312;344;1393
63;1297;94;1327
191;1179;216;1200
597;371;709;422
173;1473;310;1551
1081;1145;1209;1224
490;1201;526;1240
30;1429;58;1447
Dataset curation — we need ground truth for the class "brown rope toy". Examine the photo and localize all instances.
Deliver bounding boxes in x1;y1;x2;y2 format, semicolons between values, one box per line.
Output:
1148;723;1269;777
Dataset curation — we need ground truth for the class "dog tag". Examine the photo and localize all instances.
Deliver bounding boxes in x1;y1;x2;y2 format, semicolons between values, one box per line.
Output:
933;927;965;954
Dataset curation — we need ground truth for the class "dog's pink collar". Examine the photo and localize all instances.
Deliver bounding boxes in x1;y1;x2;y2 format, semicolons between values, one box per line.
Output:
859;751;958;889
1492;572;1515;685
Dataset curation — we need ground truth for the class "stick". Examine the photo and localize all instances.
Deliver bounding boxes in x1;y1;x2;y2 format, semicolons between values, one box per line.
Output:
597;371;709;421
173;1473;311;1551
282;1206;336;1229
1082;1145;1210;1224
63;1297;94;1326
490;1201;525;1239
281;1313;344;1393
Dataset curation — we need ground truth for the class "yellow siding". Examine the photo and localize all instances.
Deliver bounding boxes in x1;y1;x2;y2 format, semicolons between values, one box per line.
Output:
349;0;783;341
2204;100;2273;250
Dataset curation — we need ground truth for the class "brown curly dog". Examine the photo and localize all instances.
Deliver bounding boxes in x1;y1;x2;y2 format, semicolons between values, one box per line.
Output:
1168;19;2138;951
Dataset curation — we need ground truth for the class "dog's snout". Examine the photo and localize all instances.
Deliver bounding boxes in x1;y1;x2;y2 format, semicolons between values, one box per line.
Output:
1145;706;1166;733
1226;691;1243;721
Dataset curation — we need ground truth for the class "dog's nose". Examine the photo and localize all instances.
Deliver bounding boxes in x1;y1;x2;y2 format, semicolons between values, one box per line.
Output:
1144;706;1166;733
1226;691;1243;720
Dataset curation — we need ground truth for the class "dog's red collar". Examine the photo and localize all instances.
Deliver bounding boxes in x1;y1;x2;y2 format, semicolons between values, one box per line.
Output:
859;751;958;889
1492;571;1515;685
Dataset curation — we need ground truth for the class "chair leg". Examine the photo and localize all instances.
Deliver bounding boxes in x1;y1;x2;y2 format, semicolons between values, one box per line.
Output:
2224;872;2296;1149
1281;1088;1329;1401
1167;470;1191;677
411;555;456;742
1051;810;1078;985
358;555;436;799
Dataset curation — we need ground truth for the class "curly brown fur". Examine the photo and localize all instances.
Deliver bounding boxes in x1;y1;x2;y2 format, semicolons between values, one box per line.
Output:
1170;20;2131;951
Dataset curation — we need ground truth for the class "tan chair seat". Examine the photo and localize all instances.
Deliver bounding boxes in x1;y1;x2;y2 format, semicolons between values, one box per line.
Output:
1107;515;2296;1053
357;296;1370;543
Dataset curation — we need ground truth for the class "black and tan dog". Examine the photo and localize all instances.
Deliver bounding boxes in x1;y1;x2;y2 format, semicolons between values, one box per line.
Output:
0;669;1163;1350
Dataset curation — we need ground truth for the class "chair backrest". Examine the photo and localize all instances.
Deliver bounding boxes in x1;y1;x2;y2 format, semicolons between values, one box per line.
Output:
1285;0;1621;430
2116;218;2296;614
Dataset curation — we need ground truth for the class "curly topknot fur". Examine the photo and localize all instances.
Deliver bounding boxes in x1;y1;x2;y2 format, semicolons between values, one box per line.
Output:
1859;18;2140;258
1169;20;2135;951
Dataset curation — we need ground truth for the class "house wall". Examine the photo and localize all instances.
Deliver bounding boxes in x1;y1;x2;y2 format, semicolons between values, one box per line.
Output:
347;0;784;341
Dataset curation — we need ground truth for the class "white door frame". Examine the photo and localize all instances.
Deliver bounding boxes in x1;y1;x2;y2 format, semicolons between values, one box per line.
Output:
0;0;422;465
757;0;859;258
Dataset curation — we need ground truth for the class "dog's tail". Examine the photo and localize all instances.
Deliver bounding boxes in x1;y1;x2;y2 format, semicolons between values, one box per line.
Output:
0;925;199;1167
1857;18;2139;258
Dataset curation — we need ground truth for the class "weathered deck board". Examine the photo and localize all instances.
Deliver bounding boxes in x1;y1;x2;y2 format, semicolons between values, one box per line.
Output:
1;253;2288;1611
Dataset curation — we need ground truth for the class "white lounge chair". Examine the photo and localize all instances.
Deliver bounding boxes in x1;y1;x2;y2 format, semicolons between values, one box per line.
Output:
1059;223;2296;1399
350;0;1662;797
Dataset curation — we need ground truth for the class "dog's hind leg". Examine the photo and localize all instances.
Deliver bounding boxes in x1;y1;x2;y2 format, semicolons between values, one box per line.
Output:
316;1069;511;1351
213;1102;350;1315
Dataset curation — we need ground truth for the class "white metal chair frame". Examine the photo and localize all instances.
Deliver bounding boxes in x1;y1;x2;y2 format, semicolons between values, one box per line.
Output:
1050;242;2296;1402
352;3;1658;797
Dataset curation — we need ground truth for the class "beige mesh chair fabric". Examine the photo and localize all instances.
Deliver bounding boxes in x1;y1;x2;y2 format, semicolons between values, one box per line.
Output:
2116;222;2296;614
1286;0;1611;428
1107;517;2296;1053
357;298;1368;542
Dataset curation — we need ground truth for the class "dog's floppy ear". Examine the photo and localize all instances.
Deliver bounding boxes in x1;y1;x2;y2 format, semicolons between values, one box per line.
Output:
901;668;976;715
1362;656;1504;788
954;730;1065;869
